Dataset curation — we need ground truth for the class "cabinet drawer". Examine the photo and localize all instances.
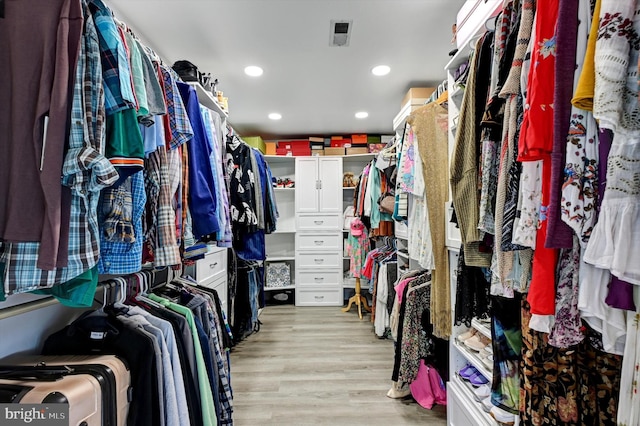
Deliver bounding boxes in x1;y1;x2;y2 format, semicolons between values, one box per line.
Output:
297;233;342;251
297;252;342;269
196;247;227;284
297;270;341;287
297;214;341;230
296;287;342;306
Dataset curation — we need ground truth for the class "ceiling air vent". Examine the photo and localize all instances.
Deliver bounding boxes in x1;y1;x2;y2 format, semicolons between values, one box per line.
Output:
329;20;352;47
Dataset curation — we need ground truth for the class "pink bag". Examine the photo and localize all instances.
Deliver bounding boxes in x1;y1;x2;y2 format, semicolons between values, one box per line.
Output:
409;360;447;409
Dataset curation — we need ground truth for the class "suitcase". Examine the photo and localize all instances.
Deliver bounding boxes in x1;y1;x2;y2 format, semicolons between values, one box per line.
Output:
0;367;102;426
0;355;131;426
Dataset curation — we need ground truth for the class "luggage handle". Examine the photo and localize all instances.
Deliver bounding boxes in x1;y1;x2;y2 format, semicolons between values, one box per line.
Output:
0;365;74;381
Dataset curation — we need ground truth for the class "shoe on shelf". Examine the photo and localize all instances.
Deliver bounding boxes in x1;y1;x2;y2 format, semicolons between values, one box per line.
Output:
482;354;494;369
458;365;479;379
468;371;489;387
457;328;476;343
490;406;516;425
473;384;491;402
485;343;494;354
478;348;491;359
481;396;495;413
464;335;487;352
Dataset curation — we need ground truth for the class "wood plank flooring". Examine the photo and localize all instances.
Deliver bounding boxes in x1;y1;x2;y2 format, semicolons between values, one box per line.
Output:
229;305;447;425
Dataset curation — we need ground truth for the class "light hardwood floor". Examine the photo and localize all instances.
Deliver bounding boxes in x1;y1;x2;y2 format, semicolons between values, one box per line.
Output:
229;305;448;425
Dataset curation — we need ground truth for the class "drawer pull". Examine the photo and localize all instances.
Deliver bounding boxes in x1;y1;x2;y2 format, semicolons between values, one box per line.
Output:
314;240;324;245
314;296;324;300
314;258;324;263
314;220;324;225
314;277;324;281
209;262;218;268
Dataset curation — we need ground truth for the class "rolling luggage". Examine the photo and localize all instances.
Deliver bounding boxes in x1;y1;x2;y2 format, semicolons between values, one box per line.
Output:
0;355;131;426
0;366;102;426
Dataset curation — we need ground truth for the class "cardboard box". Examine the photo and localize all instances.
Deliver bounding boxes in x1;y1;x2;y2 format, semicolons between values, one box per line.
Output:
381;135;394;144
367;135;382;144
311;150;325;156
309;137;324;143
310;141;325;150
243;136;266;154
346;147;368;155
278;140;309;150
265;141;277;155
351;134;367;144
324;147;346;156
331;136;344;140
401;87;436;107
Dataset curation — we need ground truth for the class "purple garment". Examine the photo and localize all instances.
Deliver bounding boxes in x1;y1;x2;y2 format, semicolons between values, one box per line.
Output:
546;0;578;249
598;128;636;311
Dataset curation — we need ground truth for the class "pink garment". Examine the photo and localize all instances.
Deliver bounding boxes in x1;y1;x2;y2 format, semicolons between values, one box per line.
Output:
395;278;414;304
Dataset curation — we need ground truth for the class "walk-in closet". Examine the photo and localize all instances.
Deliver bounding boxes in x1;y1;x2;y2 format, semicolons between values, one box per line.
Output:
1;0;639;425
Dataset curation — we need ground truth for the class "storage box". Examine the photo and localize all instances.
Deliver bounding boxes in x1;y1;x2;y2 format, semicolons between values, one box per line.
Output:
309;137;324;143
330;138;352;148
401;88;436;107
346;147;368;155
367;135;382;144
368;143;385;153
351;134;367;144
331;136;344;140
310;141;325;150
381;135;394;144
265;142;277;155
311;150;325;156
324;147;346;156
266;262;291;288
243;136;266;153
278;140;310;150
276;147;294;156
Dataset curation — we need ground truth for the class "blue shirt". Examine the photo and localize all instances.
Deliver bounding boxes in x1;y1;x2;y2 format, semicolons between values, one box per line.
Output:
177;82;220;239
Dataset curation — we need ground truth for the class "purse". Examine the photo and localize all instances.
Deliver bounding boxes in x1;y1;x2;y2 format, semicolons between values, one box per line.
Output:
378;193;395;214
172;60;200;82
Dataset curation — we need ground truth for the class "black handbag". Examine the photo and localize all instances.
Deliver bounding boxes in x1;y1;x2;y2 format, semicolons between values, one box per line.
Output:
172;60;200;82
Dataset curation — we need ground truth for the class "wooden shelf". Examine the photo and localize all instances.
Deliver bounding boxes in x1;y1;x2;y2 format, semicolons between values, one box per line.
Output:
187;82;228;118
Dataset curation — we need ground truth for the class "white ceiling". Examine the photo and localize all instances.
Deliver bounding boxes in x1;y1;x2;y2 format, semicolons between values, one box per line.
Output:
109;0;464;139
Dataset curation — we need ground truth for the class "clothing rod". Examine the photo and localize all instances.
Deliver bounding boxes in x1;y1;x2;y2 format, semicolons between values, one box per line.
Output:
0;296;59;320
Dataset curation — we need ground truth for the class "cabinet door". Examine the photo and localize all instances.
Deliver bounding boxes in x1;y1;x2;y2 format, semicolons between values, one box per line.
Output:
318;158;342;213
295;158;319;212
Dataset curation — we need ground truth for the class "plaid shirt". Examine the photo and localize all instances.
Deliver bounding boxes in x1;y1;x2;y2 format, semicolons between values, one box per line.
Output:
144;147;181;267
1;8;118;294
89;0;135;115
160;65;193;150
98;171;146;274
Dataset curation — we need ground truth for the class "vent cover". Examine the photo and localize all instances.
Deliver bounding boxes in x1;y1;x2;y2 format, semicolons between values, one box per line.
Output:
329;20;353;47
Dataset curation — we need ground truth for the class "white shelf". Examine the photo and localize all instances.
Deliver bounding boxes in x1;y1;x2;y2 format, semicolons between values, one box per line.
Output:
397;251;409;260
274;187;295;191
265;256;295;262
341;153;376;160
187;82;228;118
271;229;296;234
343;186;356;190
472;318;492;339
264;285;295;291
453;341;492;384
450;375;499;426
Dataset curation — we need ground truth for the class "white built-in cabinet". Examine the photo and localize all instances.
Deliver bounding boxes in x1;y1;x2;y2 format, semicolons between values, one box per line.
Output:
295;157;343;306
295;157;342;213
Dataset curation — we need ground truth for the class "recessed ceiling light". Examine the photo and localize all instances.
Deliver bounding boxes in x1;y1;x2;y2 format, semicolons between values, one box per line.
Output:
244;65;264;77
355;111;369;119
268;113;282;120
371;65;391;76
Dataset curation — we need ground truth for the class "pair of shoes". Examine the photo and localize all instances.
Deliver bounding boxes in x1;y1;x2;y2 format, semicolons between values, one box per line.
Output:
459;366;489;386
490;406;516;425
465;334;491;352
481;396;494;412
457;328;476;343
482;354;494;369
478;347;492;359
473;384;491;402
